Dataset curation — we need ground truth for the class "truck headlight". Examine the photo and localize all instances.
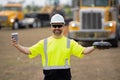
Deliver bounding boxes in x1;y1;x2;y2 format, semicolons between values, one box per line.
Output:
10;19;15;23
71;23;76;27
69;21;80;31
70;22;80;27
108;23;113;27
104;22;113;27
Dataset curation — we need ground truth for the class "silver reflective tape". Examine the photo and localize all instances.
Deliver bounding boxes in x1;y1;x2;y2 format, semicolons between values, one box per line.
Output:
44;38;48;66
43;65;70;70
67;38;70;48
65;59;69;66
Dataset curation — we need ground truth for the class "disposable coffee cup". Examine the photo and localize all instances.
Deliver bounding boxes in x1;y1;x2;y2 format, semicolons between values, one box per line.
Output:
11;33;18;42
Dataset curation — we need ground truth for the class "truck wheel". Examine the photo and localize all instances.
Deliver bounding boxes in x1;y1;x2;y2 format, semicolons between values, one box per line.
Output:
110;33;119;47
32;21;37;28
37;21;42;28
118;31;120;40
0;26;2;30
110;24;119;47
118;25;120;40
13;22;19;30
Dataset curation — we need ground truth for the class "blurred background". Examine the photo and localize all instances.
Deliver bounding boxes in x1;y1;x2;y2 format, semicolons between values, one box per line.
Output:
0;0;120;80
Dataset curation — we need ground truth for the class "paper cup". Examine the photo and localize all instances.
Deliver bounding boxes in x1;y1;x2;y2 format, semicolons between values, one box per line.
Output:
11;33;18;42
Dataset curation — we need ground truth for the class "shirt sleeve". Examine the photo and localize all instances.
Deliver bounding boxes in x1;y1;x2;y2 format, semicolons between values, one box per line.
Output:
28;40;44;59
70;39;85;58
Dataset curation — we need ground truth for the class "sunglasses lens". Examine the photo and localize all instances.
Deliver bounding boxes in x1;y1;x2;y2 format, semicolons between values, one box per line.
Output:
52;25;63;28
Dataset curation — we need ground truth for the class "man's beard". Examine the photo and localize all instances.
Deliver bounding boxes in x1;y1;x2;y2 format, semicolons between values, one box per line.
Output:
53;29;62;36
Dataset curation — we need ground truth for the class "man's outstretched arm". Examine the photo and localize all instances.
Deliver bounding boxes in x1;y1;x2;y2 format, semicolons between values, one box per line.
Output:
83;46;95;55
11;37;31;55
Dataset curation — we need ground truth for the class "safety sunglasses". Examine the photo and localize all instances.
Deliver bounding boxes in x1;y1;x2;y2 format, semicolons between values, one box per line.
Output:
52;24;63;28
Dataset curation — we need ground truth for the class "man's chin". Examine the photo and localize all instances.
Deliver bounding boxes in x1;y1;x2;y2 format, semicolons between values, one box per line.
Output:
53;30;62;35
54;33;62;35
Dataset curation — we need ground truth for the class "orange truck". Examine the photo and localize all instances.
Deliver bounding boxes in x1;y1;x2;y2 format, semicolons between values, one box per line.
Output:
0;3;24;29
68;0;120;47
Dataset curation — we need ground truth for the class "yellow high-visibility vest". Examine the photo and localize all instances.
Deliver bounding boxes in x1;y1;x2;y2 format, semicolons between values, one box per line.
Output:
29;36;85;70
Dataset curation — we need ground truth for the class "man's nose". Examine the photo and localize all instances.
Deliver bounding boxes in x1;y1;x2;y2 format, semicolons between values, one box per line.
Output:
56;26;59;29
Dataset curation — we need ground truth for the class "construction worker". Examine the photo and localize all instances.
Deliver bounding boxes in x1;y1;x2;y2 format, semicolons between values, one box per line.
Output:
11;14;97;80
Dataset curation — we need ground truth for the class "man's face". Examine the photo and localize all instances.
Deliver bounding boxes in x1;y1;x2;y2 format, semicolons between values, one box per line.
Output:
51;23;64;36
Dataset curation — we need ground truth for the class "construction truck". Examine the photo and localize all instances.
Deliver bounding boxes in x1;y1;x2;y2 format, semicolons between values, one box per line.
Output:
38;3;65;27
0;3;24;29
37;0;73;26
38;5;55;27
68;0;120;47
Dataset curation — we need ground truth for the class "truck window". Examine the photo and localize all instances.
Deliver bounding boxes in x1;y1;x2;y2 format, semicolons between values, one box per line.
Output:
2;7;22;11
95;0;109;6
82;0;94;6
82;0;109;6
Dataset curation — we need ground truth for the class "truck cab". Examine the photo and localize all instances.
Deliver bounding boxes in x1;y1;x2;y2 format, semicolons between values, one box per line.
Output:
0;3;24;29
68;0;119;47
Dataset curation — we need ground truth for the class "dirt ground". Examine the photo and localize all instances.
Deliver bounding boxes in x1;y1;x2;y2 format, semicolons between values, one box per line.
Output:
0;27;120;80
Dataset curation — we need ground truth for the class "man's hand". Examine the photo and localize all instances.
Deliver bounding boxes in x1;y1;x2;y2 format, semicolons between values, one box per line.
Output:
11;37;19;47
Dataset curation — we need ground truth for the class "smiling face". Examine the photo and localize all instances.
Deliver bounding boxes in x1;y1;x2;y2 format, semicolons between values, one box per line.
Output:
51;23;64;36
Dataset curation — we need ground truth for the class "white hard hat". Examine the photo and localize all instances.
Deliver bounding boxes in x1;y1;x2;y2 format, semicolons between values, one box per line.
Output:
50;14;65;24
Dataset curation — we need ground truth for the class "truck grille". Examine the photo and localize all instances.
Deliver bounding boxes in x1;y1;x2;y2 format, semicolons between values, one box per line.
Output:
0;16;8;22
81;12;102;29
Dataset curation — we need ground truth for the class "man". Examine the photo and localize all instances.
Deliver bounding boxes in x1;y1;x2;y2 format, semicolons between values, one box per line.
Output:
11;14;96;80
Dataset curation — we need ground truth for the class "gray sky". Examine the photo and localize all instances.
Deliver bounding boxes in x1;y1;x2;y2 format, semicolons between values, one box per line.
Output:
0;0;71;7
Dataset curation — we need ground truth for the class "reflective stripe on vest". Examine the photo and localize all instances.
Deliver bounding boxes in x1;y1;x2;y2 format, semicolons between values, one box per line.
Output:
43;65;70;70
44;38;48;67
44;38;70;70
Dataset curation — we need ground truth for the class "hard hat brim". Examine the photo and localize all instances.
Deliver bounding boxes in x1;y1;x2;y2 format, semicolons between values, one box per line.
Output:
50;22;65;24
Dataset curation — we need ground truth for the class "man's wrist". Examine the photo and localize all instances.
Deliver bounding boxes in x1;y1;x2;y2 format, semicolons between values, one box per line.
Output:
14;44;20;48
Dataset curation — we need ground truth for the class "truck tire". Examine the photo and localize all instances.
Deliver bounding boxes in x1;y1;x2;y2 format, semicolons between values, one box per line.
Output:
37;20;42;28
118;24;120;40
32;21;37;28
110;37;118;47
118;31;120;40
0;26;2;30
110;24;119;47
32;21;42;28
110;26;119;47
12;22;19;30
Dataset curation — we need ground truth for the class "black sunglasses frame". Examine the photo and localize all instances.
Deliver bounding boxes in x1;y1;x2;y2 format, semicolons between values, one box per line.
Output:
52;25;63;28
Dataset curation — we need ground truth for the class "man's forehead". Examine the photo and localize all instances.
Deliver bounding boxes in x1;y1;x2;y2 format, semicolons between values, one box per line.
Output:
51;23;64;25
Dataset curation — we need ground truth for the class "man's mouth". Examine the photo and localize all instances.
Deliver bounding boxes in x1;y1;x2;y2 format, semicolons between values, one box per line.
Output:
53;29;62;35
